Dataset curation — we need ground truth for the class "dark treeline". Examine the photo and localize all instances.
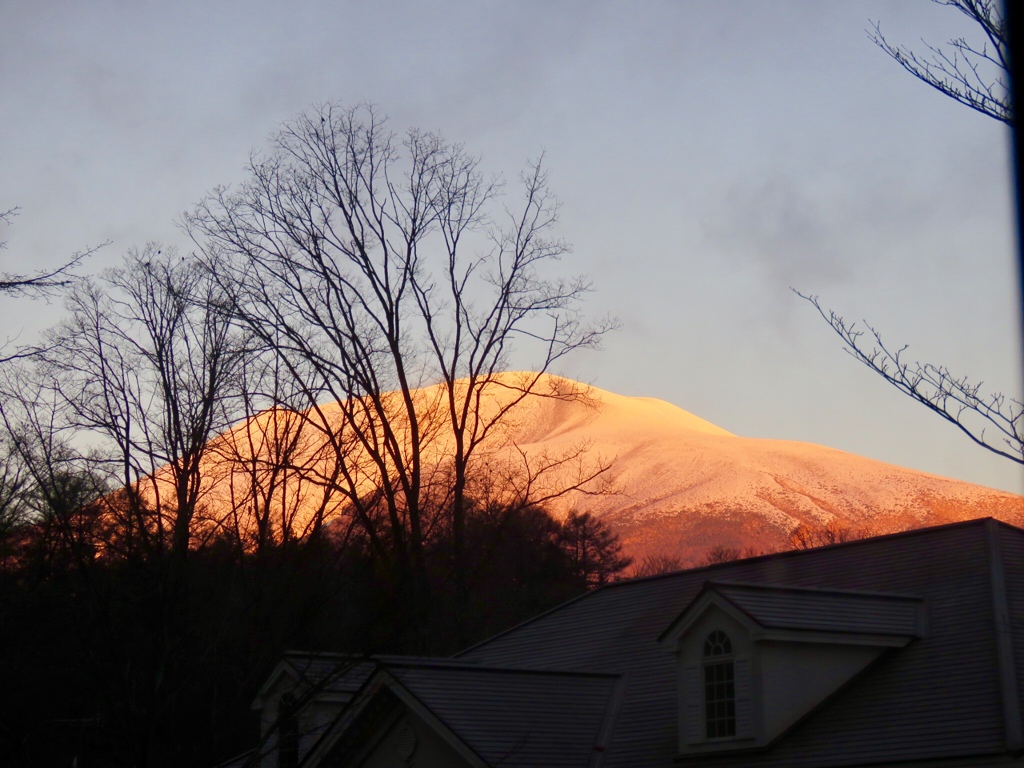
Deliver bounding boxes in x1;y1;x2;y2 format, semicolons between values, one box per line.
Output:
0;488;628;767
0;103;626;767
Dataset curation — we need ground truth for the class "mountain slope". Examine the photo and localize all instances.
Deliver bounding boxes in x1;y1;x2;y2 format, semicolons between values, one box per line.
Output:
181;372;1024;562
460;374;1024;561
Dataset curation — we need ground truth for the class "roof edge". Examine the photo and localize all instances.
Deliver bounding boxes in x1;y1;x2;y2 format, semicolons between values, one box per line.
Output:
610;517;1020;590
704;579;925;602
657;580;923;646
454;585;597;658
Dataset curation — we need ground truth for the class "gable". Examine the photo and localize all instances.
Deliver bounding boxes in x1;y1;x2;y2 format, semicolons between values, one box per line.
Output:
357;710;475;768
669;598;903;756
661;581;925;648
309;662;624;768
249;656;380;768
333;689;482;768
251;660;302;711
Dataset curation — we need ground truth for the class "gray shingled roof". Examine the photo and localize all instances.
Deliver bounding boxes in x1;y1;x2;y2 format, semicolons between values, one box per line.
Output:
457;518;1024;768
680;580;925;638
308;659;623;768
280;653;425;696
384;662;622;767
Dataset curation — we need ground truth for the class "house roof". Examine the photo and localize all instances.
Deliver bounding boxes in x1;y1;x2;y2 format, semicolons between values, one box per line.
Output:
307;659;625;768
252;652;444;707
457;517;1024;767
657;580;926;645
278;518;1024;768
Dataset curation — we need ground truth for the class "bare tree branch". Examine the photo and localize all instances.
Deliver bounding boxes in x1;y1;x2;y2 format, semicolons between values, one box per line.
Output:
869;0;1011;125
0;206;107;364
796;291;1023;465
0;206;104;297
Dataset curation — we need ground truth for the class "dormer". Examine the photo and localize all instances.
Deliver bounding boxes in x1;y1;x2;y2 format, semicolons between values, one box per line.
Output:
250;655;372;768
659;581;925;757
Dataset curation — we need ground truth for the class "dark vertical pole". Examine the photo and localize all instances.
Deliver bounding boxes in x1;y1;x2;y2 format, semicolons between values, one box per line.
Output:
1009;0;1024;383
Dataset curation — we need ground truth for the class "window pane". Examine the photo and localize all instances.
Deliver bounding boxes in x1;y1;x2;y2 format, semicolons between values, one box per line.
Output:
703;630;733;657
703;660;737;739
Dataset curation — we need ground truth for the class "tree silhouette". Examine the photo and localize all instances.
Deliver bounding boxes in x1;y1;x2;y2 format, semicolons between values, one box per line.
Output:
559;509;632;587
870;0;1010;125
188;103;613;632
799;292;1022;464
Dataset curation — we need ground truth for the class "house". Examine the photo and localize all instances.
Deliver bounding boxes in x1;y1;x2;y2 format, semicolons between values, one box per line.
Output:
246;517;1024;767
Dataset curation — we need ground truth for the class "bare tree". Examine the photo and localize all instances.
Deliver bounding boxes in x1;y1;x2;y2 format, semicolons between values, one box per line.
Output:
799;292;1023;464
629;553;686;578
32;245;248;558
0;432;30;563
0;246;256;765
209;348;357;554
0;207;105;362
0;379;110;565
869;0;1011;125
697;544;769;566
788;518;882;549
187;103;613;618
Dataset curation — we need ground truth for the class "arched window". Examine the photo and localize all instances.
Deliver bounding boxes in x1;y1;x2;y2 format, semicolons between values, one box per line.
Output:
702;630;736;739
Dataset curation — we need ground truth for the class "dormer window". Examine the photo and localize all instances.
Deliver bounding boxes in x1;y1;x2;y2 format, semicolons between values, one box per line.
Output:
702;630;736;739
661;581;925;757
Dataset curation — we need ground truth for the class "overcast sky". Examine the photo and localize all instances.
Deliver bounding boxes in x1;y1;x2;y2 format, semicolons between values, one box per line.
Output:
2;0;1021;494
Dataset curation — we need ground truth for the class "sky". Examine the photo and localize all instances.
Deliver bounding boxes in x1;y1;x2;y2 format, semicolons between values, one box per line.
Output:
2;1;1021;495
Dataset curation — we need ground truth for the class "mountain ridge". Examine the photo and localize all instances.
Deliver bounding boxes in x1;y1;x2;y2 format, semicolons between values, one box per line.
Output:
467;373;1023;561
170;371;1024;563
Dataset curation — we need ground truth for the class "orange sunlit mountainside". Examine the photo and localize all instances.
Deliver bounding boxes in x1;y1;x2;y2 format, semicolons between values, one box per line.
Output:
141;372;1024;563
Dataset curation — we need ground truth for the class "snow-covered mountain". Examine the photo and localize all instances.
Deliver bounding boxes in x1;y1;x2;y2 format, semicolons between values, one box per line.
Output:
450;373;1024;562
184;372;1024;563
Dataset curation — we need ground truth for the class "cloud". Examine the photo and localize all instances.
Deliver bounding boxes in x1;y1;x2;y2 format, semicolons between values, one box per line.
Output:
700;174;856;289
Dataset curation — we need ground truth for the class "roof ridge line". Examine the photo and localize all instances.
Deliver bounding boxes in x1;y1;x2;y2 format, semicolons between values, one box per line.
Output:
707;579;924;601
598;517;1013;590
386;660;621;679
